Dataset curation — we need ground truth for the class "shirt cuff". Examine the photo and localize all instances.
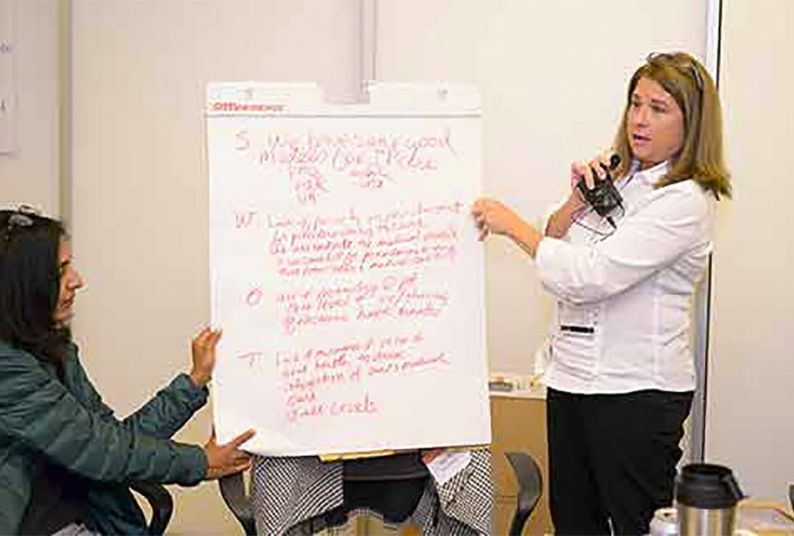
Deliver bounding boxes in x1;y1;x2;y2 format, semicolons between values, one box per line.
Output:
175;443;210;486
535;235;561;274
172;373;210;410
535;236;574;299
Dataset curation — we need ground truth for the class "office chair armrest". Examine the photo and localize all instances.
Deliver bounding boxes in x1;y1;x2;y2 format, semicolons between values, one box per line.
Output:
129;481;173;536
219;472;257;536
505;451;543;536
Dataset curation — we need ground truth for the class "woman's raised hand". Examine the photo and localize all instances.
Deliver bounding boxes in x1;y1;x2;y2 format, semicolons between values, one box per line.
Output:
471;198;521;241
570;150;616;192
189;327;222;388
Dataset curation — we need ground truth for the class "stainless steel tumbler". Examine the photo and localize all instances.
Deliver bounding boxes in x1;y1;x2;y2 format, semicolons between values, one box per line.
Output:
675;463;744;536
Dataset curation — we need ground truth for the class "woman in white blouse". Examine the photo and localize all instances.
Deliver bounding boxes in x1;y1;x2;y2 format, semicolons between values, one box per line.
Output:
472;52;731;535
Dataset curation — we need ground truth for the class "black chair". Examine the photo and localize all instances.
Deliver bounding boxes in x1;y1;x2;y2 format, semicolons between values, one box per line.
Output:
505;451;543;536
219;451;543;535
130;481;174;535
219;473;257;536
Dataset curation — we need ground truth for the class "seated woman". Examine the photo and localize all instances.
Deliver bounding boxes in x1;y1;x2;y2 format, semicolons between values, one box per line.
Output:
251;449;493;535
0;207;254;535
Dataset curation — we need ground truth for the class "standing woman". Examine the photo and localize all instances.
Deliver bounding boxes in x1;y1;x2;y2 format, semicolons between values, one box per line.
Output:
472;52;730;535
0;208;254;535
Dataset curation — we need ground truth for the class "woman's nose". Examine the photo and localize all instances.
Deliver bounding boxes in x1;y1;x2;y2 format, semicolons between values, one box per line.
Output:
631;106;650;126
70;270;85;290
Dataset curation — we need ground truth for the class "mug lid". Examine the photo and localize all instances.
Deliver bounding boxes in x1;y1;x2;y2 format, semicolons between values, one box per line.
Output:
675;463;744;509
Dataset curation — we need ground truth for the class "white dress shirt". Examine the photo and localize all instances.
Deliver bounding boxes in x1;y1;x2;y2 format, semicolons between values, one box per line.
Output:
535;161;715;394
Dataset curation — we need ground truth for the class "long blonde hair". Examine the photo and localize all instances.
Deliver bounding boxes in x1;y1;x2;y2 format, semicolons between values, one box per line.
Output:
612;52;731;199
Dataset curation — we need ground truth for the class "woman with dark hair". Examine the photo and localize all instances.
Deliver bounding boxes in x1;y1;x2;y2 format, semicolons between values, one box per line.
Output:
472;52;730;534
0;207;254;535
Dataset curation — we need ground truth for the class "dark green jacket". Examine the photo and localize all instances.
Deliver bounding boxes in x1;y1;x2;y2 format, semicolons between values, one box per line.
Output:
0;341;209;534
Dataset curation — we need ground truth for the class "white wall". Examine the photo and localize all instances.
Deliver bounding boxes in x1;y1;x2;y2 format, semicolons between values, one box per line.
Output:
706;0;794;504
375;0;708;373
0;0;59;214
69;1;362;533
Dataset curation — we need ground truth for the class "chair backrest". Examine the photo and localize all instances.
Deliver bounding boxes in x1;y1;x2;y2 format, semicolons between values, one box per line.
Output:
504;451;543;536
130;481;174;535
219;473;257;536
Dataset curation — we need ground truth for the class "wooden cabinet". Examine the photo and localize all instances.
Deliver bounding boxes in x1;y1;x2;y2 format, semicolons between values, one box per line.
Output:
490;395;552;535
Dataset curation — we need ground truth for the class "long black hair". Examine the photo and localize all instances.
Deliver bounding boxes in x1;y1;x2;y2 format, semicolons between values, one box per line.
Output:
0;208;71;363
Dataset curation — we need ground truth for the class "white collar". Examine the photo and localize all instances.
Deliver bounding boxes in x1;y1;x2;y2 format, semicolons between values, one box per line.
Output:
626;159;670;187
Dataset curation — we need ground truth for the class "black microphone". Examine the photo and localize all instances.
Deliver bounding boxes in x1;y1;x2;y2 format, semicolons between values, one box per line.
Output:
576;154;622;228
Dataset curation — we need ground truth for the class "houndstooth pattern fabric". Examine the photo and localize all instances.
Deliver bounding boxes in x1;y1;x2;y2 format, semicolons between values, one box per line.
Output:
250;449;493;535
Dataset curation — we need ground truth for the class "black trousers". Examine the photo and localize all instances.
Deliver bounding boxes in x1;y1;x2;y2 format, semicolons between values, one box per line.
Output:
547;387;693;535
